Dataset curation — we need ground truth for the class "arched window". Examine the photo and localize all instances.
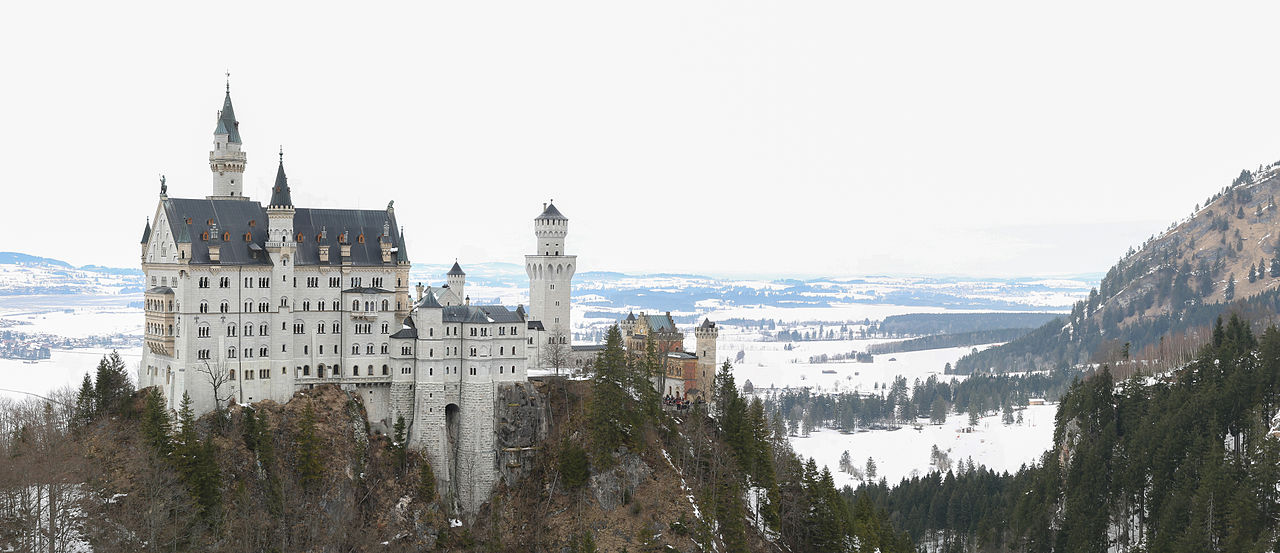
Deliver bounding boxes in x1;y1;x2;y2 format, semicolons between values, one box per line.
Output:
381;299;389;311
382;364;389;375
353;300;360;311
366;344;374;355
352;344;360;355
219;301;229;313
199;301;209;314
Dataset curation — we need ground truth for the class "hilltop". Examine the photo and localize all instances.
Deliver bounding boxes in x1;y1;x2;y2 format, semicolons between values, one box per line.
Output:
958;162;1280;373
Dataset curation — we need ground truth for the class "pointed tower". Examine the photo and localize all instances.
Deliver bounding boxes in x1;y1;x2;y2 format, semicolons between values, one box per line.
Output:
209;78;248;199
693;319;719;400
447;261;466;301
525;201;576;344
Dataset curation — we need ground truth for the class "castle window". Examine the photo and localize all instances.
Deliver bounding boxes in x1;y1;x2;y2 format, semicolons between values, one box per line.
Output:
352;345;360;355
303;365;311;376
366;344;374;355
332;301;340;311
368;365;374;376
226;325;236;337
353;300;360;311
259;369;270;379
470;328;477;337
220;301;229;313
302;300;310;311
259;324;268;335
228;368;235;380
353;365;359;376
244;300;253;312
198;325;210;338
244;324;252;336
332;322;340;333
318;301;325;311
317;323;326;334
429;328;433;337
381;322;389;334
244;232;252;242
244;369;253;380
469;347;477;357
380;343;388;354
303;345;309;354
381;300;389;311
260;347;268;357
381;364;388;375
357;233;365;244
469;367;476;376
227;347;237;358
429;368;433;376
296;233;304;242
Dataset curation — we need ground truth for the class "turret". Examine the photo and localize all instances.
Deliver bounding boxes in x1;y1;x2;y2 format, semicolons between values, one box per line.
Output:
693;319;719;399
533;202;568;255
447;261;466;300
209;78;248;199
266;150;295;252
525;201;576;348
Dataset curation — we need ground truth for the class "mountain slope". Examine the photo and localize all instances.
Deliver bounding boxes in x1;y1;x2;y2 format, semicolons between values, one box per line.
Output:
958;162;1280;373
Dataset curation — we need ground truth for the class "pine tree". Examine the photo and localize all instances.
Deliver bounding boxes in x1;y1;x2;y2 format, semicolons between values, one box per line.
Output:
865;457;878;481
295;403;323;488
93;351;134;416
968;404;979;427
839;450;853;473
1002;403;1014;425
587;325;635;468
72;372;96;429
391;415;408;471
1249;264;1257;283
1225;274;1236;301
418;457;437;502
140;388;172;457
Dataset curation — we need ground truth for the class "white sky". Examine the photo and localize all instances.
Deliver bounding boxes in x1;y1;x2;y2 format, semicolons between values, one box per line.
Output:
4;2;1280;278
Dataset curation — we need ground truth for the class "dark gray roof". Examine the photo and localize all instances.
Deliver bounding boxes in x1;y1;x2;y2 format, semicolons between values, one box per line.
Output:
268;158;292;207
699;318;716;330
140;219;151;243
625;311;635;321
537;202;566;220
145;286;174;295
416;289;443;309
527;321;545;331
442;305;525;324
214;91;242;143
667;352;697;360
160;197;406;266
390;327;417;339
448;261;465;276
342;287;393;294
572;344;605;352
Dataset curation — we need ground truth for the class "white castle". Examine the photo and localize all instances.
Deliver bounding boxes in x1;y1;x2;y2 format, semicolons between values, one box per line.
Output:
137;83;573;511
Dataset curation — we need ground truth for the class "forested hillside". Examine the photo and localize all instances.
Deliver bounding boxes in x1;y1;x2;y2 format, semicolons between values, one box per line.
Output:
0;331;914;553
959;163;1280;373
861;315;1280;552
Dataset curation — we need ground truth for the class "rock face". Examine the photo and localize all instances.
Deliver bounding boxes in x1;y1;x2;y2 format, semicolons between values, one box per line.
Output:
589;451;653;512
495;382;548;486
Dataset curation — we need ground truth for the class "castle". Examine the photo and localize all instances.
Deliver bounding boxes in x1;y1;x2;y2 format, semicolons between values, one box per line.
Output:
136;83;574;511
620;312;718;401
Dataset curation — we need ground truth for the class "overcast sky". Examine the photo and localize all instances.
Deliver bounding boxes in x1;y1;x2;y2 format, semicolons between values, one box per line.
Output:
3;2;1280;279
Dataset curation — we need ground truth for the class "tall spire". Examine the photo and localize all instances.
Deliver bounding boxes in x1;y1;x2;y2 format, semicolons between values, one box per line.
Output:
269;147;293;208
214;72;241;144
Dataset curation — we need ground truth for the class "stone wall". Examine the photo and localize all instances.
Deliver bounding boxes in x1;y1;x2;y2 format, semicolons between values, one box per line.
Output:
494;382;548;486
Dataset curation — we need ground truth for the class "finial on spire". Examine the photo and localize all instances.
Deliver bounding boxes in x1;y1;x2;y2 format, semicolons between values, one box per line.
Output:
225;69;230;93
278;145;283;163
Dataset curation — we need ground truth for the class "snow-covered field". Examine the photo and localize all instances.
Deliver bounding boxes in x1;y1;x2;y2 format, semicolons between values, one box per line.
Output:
728;338;993;393
0;347;143;401
789;404;1058;487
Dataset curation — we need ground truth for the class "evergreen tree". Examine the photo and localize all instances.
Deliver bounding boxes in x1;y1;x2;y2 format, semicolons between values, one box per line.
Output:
241;405;258;451
93;351;134;416
968;404;979;427
72;372;96;429
140;388;171;457
1001;403;1014;425
418;457;437;503
587;325;636;468
839;450;853;474
558;439;589;489
930;397;947;424
865;457;877;481
1225;273;1236;301
1249;263;1257;283
295;403;323;488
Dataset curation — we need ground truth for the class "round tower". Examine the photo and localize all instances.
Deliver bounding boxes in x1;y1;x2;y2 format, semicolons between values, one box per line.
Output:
209;78;248;199
525;201;576;347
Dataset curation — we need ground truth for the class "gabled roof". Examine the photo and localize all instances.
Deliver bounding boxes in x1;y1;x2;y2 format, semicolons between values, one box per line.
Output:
140;219;152;243
527;321;545;331
640;312;678;334
448;261;465;276
268;157;293;208
699;318;716;330
625;311;636;322
214;91;242;144
537;202;567;220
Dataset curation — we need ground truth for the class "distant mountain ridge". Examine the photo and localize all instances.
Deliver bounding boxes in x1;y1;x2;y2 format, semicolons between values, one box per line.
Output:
957;161;1280;373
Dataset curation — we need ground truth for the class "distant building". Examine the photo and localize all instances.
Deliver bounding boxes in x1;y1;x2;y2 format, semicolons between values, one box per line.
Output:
619;311;718;400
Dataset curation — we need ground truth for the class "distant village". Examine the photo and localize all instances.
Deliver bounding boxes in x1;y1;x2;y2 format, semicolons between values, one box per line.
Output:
0;328;139;360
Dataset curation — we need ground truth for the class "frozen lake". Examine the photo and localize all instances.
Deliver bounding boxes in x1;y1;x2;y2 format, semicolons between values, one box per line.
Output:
0;347;143;401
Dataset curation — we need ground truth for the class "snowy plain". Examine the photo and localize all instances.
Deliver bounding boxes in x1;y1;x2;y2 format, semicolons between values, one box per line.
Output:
788;405;1058;488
